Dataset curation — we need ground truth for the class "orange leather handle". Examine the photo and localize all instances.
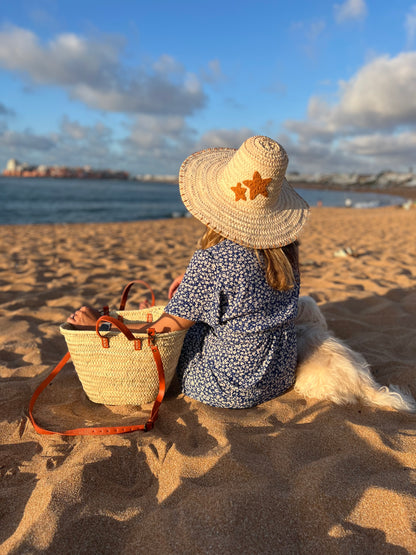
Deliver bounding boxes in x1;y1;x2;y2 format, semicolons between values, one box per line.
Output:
118;280;155;311
95;315;139;348
28;327;166;436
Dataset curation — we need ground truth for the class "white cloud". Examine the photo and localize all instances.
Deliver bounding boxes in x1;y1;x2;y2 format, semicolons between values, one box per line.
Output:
60;116;112;144
280;132;367;174
61;117;89;140
285;51;416;139
0;128;55;151
283;50;416;172
125;114;194;149
0;25;206;116
0;115;125;171
405;5;416;46
71;75;204;115
335;53;416;129
0;107;256;175
340;130;416;158
0;26;120;87
54;118;118;168
152;54;184;75
119;114;198;173
334;0;367;23
124;125;258;174
332;130;416;172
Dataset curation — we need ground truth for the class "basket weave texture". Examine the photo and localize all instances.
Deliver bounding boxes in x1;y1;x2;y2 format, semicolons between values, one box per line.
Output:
60;306;187;405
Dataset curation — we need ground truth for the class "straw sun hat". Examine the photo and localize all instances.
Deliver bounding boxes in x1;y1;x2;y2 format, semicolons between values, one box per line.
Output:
179;135;310;249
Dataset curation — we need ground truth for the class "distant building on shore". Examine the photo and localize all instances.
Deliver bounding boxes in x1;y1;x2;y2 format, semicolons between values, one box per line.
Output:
134;173;178;183
2;159;129;180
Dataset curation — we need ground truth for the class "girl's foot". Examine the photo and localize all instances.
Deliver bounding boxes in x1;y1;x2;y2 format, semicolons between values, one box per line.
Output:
67;306;101;329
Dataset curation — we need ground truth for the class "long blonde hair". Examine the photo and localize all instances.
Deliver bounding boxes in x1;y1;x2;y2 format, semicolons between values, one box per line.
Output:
199;227;299;291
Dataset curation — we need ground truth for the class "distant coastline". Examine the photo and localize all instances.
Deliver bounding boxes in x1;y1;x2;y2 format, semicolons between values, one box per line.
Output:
1;157;180;183
2;158;416;199
2;159;130;180
288;173;416;201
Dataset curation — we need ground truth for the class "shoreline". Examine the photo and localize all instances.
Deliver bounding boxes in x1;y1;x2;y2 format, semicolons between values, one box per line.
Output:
1;185;414;229
292;181;416;201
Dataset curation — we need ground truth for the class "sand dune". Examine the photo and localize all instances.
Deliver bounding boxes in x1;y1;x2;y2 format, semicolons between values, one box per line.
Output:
1;206;416;553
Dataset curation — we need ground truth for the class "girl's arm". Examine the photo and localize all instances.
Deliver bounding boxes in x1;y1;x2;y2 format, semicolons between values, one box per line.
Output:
126;312;193;333
168;273;185;299
67;306;194;333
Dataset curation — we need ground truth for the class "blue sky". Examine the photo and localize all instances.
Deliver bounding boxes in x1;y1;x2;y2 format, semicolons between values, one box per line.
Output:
0;0;416;175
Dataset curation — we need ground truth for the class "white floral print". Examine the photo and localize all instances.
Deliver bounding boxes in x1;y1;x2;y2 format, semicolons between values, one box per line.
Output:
165;240;299;408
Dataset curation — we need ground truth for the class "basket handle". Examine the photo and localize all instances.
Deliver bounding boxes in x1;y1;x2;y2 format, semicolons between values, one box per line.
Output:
28;327;166;436
119;280;155;311
95;315;141;349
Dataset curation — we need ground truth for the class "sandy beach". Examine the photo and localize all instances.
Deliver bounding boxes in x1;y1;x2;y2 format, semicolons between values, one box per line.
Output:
1;206;416;554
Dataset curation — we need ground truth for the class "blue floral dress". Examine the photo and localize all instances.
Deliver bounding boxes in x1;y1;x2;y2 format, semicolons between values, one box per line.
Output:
165;240;299;408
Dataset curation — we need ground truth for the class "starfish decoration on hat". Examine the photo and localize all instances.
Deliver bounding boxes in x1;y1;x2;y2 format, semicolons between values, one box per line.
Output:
243;171;272;200
231;182;247;201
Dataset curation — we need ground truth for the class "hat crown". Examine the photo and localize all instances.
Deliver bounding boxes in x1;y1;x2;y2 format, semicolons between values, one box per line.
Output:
247;136;289;169
221;135;287;182
220;136;289;206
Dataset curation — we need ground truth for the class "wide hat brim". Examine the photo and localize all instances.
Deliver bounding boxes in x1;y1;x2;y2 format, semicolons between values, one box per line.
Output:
179;145;310;249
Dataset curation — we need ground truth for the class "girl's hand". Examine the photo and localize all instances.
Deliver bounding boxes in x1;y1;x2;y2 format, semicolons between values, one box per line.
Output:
168;274;185;299
67;306;101;329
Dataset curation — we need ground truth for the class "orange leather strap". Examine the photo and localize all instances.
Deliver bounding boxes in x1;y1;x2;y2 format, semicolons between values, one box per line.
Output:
95;315;139;347
28;326;166;436
118;280;155;311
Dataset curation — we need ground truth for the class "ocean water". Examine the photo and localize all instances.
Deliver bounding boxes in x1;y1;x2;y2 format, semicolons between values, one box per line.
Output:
0;177;406;225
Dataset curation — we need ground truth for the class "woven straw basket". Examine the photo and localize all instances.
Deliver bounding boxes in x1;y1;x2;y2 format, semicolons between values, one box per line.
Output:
60;305;187;405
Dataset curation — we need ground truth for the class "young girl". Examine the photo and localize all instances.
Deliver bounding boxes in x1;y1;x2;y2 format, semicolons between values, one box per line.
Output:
68;135;310;409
